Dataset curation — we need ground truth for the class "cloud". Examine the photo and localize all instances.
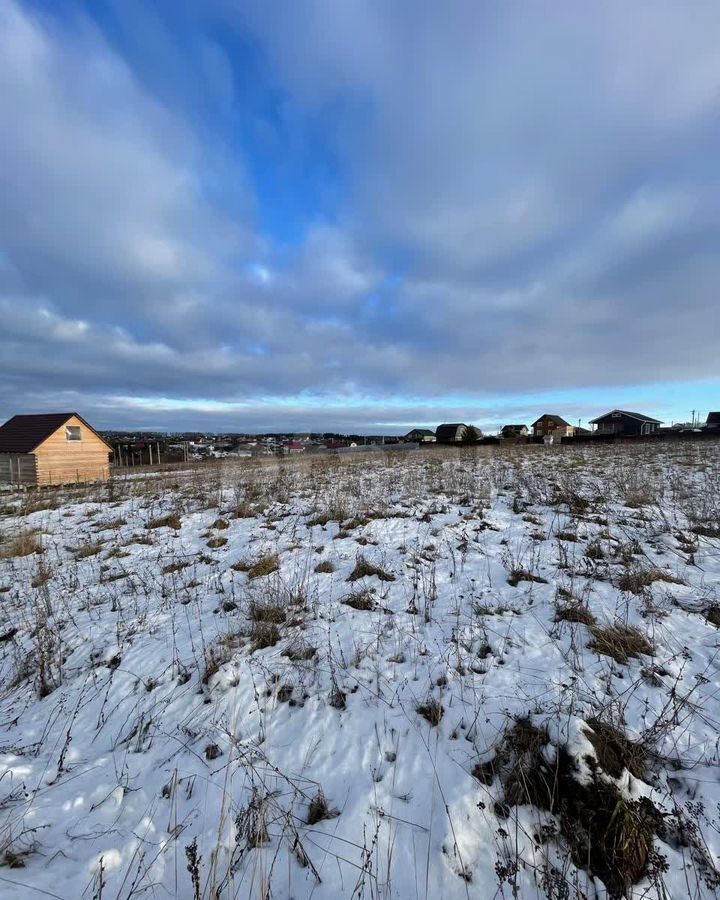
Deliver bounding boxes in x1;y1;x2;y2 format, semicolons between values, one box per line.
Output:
0;0;718;431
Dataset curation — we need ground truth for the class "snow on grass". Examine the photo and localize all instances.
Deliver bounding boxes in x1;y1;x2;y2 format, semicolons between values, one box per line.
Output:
0;442;719;898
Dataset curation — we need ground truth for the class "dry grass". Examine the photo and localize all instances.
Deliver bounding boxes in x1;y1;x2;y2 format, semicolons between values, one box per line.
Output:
507;569;548;587
342;590;376;611
314;560;336;574
555;604;596;626
146;514;182;531
618;566;684;594
346;556;395;582
416;698;444;726
248;553;280;579
0;530;42;559
588;623;653;663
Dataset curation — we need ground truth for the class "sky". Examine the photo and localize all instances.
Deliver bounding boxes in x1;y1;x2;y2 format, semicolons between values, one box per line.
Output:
1;0;719;434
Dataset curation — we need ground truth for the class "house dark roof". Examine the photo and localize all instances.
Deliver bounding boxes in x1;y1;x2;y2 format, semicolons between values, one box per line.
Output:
589;409;662;425
706;412;720;425
405;428;435;437
532;414;570;427
0;413;110;453
501;424;527;433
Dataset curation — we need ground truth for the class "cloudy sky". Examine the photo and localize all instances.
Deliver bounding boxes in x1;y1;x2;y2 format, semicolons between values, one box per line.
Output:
1;0;719;433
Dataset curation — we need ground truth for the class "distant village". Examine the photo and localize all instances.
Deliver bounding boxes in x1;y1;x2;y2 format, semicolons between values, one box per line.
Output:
1;408;719;486
103;408;720;466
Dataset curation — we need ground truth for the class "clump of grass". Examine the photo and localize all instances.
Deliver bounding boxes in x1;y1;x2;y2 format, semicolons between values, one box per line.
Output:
95;516;127;531
704;605;720;627
212;518;230;530
692;522;720;538
249;600;287;624
555;604;596;626
306;791;339;825
162;560;190;574
416;697;444;726
202;631;243;684
314;560;336;574
618;566;684;594
343;516;369;530
75;541;104;559
206;536;228;549
282;640;316;662
479;716;662;896
248;553;280;579
250;621;281;650
585;539;605;560
583;718;646;780
347;556;395;582
507;569;549;587
588;623;653;663
342;590;376;611
0;531;42;559
147;514;182;531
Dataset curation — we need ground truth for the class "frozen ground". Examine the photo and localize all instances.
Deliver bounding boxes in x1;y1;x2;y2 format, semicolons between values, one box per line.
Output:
1;442;720;899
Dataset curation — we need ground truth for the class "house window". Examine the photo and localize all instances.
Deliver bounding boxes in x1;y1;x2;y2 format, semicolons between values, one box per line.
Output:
66;426;81;441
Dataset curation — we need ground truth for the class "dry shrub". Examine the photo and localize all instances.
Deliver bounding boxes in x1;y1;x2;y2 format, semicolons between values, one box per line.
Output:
347;556;395;582
212;518;230;530
704;605;720;627
588;623;653;663
314;560;335;574
206;536;228;549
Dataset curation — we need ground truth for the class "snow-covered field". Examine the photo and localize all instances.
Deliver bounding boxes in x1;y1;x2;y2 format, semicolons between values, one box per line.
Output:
1;442;720;899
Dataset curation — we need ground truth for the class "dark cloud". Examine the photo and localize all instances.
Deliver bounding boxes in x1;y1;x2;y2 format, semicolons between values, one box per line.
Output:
0;0;718;431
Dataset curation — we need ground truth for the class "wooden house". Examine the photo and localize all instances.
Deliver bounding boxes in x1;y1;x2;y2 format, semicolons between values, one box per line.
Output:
704;412;720;431
531;414;574;438
589;409;662;437
0;413;112;486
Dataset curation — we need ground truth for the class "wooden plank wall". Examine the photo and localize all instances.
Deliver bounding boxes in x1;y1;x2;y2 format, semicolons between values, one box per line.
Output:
34;415;111;485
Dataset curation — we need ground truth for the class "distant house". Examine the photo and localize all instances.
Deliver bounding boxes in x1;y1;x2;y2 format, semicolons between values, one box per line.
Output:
436;423;482;444
589;409;662;436
705;412;720;430
0;413;112;485
531;415;574;438
286;442;305;454
404;428;436;443
501;424;529;438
